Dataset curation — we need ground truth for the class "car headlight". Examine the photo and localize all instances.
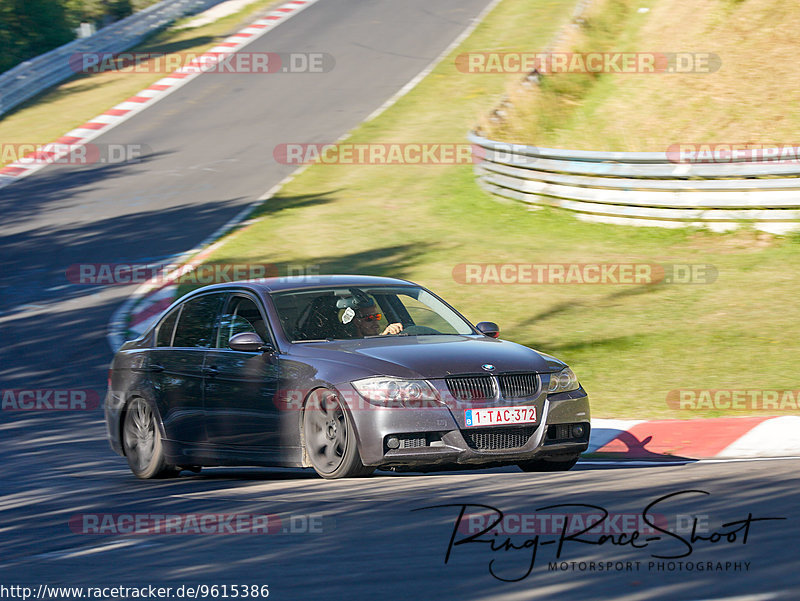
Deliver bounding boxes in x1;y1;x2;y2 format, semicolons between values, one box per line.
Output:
352;377;438;405
547;367;580;394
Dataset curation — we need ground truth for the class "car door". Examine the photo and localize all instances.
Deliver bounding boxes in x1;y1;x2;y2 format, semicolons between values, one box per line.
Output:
202;293;282;448
148;292;225;445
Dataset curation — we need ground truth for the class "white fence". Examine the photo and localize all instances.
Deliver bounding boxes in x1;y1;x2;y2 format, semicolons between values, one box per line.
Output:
0;0;224;116
469;132;800;234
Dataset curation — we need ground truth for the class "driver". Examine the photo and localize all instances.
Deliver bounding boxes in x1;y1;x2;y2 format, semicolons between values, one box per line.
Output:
352;303;403;337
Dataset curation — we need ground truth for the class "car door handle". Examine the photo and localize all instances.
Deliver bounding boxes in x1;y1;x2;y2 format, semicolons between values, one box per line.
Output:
133;364;164;373
202;366;219;377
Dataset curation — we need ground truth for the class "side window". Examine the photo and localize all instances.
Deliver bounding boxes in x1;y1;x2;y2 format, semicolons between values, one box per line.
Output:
216;296;269;349
172;294;225;348
156;307;180;347
397;294;458;334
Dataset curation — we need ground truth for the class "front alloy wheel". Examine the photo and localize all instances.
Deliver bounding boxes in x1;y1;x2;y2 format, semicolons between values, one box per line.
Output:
122;398;176;479
303;390;373;479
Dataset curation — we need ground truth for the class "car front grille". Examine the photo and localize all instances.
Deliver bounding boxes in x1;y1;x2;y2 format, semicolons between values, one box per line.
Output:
462;426;537;451
446;373;539;401
445;376;497;401
498;373;539;399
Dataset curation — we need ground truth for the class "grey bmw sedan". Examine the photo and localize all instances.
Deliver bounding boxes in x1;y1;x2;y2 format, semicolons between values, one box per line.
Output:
105;275;590;479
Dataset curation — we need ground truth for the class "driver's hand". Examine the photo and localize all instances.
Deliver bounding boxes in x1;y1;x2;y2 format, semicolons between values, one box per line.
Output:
381;323;403;335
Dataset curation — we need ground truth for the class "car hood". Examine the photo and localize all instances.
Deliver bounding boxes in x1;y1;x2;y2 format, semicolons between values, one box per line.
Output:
291;335;558;381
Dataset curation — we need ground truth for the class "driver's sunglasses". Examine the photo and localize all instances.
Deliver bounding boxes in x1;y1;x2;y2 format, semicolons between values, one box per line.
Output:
357;312;382;322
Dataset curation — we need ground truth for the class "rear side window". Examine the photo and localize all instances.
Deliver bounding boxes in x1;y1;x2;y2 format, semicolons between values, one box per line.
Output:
156;308;180;347
172;294;224;348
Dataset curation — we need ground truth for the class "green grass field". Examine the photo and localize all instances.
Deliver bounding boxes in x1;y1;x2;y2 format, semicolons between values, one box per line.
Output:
483;0;800;150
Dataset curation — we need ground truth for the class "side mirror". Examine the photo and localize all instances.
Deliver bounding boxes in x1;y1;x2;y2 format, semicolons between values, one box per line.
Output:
229;331;273;353
476;321;500;338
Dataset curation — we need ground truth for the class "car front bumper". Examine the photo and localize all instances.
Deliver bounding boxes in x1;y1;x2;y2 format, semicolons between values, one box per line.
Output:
338;382;590;468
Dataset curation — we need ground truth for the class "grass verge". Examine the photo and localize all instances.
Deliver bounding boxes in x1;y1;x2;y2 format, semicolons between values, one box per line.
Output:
190;0;800;419
483;0;800;150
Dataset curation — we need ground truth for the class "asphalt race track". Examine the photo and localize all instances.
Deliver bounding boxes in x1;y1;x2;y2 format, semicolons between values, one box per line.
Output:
1;1;798;599
1;454;799;599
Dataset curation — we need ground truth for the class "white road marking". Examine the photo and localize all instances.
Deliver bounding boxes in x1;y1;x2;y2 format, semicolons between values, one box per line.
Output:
717;416;800;458
583;455;800;466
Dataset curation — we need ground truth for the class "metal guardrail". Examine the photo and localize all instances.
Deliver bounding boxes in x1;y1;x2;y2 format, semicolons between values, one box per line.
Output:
469;132;800;234
0;0;224;116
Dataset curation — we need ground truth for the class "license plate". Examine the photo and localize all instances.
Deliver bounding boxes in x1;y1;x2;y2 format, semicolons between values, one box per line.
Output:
464;406;537;427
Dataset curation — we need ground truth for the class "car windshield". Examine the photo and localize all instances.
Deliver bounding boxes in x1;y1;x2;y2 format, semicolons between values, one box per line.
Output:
271;285;476;342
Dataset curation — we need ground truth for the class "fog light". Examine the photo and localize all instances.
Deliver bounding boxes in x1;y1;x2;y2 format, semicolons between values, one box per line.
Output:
386;436;400;449
572;425;585;438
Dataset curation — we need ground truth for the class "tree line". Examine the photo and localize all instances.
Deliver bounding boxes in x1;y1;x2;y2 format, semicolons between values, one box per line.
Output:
0;0;158;74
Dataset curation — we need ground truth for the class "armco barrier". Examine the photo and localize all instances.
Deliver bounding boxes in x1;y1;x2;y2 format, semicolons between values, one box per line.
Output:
0;0;224;116
469;132;800;234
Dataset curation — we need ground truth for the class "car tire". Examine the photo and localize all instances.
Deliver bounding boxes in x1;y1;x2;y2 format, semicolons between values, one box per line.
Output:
303;390;374;479
517;454;581;472
122;398;178;479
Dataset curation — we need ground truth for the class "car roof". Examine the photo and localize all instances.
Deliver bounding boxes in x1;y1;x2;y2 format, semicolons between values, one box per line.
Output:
190;274;417;295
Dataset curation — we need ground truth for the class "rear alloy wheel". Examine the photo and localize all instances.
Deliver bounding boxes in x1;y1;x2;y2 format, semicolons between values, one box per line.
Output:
517;454;581;472
303;390;373;479
122;398;177;479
